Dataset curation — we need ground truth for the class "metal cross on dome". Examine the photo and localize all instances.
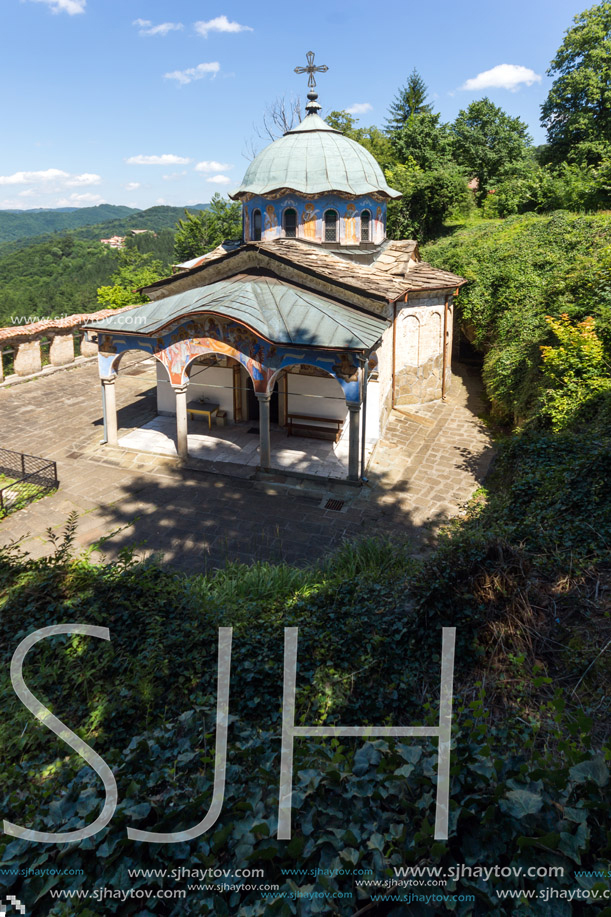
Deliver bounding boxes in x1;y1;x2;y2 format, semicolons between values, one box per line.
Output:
294;51;328;90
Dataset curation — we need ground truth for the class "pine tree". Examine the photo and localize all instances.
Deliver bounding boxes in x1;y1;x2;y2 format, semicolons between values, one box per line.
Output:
385;69;432;132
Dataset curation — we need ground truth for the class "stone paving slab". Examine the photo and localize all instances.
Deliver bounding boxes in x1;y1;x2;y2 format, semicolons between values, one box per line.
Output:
0;359;494;571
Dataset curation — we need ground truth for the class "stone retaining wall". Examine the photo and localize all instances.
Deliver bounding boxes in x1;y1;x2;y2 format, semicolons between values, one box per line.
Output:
0;307;132;382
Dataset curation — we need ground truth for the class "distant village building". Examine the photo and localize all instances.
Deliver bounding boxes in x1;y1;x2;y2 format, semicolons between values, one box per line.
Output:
100;235;125;250
84;56;465;483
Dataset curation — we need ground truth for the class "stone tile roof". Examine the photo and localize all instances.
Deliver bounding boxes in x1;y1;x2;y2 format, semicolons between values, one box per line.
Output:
174;240;242;271
372;240;420;276
152;239;467;305
258;240;466;300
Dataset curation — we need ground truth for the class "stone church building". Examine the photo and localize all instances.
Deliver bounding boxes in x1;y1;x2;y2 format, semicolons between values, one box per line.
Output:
84;65;465;483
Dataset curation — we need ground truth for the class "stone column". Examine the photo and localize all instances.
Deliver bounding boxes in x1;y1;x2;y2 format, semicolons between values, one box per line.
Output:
49;332;75;366
348;403;361;482
174;385;189;458
257;392;272;471
102;378;118;446
14;339;42;377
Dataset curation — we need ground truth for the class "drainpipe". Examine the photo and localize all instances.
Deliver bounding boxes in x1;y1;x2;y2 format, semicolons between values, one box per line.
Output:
359;354;368;482
391;292;408;411
100;381;108;444
391;300;397;406
442;293;449;401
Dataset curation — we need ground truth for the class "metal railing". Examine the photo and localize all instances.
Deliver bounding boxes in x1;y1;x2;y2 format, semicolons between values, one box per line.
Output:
0;448;58;514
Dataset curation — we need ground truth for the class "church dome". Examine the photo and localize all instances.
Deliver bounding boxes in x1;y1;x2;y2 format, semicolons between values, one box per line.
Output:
231;111;401;201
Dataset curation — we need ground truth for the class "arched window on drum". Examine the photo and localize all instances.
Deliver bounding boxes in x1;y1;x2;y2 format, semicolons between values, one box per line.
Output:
252;209;262;241
360;209;371;242
324;209;338;242
283;208;297;238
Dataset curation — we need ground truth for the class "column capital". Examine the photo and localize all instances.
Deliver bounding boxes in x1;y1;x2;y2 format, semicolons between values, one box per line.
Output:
172;384;189;395
347;401;361;412
101;376;116;386
255;391;272;403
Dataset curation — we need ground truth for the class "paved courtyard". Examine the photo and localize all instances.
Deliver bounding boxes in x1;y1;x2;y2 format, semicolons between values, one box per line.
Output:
0;357;494;572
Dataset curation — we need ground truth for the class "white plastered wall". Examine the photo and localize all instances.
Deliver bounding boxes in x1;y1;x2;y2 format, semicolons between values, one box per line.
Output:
285;371;347;422
156;362;236;420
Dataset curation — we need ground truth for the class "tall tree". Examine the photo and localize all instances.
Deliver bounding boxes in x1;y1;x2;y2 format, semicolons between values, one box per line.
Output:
385;69;432;131
390;111;454;171
541;1;611;164
174;194;242;263
451;98;532;195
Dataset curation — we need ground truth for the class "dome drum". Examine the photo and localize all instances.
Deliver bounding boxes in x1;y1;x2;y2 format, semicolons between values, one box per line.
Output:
244;194;386;245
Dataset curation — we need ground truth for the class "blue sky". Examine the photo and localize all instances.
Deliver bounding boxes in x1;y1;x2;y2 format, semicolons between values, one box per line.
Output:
0;0;588;210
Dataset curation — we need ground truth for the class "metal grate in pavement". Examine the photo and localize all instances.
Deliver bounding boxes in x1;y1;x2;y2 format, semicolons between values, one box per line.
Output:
324;498;345;512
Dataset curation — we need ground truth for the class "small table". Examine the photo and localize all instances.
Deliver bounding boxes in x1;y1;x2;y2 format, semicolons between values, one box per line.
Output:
187;401;219;429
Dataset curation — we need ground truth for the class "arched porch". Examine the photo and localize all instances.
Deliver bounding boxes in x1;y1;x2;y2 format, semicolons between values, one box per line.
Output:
85;272;389;483
94;325;366;483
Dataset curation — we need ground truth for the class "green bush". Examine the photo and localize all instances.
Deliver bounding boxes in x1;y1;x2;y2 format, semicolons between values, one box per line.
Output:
424;211;611;423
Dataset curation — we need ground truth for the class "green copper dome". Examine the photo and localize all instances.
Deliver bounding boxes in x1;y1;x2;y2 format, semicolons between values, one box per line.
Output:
231;112;401;200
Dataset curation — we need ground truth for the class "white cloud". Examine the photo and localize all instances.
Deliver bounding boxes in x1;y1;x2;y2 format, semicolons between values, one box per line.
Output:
55;193;106;206
460;64;542;92
0;168;68;186
125;182;141;191
194;16;252;38
28;0;86;14
164;62;220;85
195;160;232;173
0;168;101;187
65;172;101;187
206;174;231;185
65;192;105;204
133;18;183;37
162;171;188;180
125;154;191;165
345;102;372;115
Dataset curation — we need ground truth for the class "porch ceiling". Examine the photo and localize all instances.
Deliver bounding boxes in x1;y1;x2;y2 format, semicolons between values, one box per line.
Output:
84;273;389;350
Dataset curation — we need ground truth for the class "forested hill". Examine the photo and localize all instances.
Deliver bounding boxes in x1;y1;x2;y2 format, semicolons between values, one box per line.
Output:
0;205;137;244
0;203;209;247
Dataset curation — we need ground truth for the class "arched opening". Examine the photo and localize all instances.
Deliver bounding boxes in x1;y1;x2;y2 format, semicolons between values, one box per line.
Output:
324;209;338;242
283;208;297;238
102;348;158;445
252;208;262;241
183;352;257;425
360;210;371;242
267;363;353;479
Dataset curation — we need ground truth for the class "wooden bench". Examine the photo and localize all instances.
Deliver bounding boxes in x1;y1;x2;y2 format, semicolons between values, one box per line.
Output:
286;413;343;443
187;401;219;429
